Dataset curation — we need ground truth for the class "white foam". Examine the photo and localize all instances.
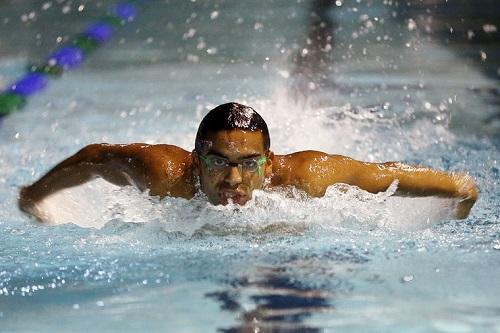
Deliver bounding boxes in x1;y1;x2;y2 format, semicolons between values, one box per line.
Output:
36;177;458;233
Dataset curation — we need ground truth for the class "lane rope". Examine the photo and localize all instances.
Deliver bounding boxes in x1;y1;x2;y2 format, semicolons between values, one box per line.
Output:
0;0;150;117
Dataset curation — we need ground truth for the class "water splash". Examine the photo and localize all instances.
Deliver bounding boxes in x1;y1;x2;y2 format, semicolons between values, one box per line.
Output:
34;176;458;234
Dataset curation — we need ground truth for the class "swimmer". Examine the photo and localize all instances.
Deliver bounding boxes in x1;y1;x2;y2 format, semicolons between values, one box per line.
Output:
19;102;478;220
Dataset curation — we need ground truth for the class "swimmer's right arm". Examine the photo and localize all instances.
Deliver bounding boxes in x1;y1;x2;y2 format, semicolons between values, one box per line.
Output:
18;144;163;219
19;144;143;218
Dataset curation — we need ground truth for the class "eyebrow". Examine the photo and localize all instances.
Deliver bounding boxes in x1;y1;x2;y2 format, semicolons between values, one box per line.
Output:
206;151;262;160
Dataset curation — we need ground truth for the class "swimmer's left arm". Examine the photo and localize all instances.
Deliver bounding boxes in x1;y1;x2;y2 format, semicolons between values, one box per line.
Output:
335;157;478;219
286;152;478;219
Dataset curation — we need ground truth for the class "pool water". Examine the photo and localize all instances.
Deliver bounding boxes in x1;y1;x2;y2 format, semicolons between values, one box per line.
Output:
1;1;499;332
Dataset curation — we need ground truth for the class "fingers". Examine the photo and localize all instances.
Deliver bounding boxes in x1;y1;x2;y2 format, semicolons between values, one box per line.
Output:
18;186;48;222
454;172;478;201
452;173;478;219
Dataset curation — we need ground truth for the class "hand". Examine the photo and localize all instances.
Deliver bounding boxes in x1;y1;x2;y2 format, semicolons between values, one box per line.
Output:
18;186;48;222
453;173;478;219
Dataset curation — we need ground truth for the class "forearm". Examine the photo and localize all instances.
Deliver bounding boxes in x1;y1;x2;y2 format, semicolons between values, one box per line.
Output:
22;163;95;202
20;145;104;204
380;163;461;196
20;143;151;203
380;162;477;199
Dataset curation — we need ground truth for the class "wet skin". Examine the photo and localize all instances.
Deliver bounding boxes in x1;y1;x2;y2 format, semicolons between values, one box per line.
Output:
193;130;272;206
19;129;478;220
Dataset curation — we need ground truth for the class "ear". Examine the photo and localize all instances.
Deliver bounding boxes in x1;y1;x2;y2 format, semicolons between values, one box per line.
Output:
264;151;274;177
191;150;200;177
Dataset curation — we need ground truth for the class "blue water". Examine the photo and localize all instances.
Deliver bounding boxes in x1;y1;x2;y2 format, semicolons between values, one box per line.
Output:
1;1;499;332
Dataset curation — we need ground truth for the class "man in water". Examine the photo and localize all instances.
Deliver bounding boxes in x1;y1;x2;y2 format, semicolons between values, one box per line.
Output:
19;102;477;220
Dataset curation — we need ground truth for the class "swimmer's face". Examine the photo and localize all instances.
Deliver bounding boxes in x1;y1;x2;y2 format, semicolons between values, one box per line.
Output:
194;129;272;206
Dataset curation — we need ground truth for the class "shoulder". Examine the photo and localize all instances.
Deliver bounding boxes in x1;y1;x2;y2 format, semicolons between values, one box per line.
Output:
270;151;351;194
90;143;191;162
113;143;194;197
136;144;191;161
92;142;193;181
273;150;349;172
122;144;193;172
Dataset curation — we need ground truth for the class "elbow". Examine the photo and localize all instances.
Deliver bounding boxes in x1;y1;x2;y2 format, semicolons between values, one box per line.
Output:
79;144;104;162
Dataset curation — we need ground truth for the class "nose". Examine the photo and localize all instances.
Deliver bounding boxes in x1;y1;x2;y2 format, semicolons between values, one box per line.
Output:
224;165;242;186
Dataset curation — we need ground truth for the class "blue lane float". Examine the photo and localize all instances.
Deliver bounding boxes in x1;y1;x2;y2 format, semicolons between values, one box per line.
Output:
8;73;48;97
0;0;150;117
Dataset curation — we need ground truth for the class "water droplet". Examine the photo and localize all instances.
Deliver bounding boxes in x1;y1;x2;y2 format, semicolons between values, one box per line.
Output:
42;2;52;10
186;54;199;63
482;24;497;33
407;18;417;31
401;274;414;283
183;28;196;39
480;51;487;61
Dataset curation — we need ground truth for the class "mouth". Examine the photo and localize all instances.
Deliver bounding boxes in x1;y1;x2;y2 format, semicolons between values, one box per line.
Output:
219;189;246;205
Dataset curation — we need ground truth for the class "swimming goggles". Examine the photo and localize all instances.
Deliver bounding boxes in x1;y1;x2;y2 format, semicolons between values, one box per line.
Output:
200;154;267;176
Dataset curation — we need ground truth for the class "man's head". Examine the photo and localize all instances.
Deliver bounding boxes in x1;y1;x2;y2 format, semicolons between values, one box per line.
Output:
194;102;272;205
